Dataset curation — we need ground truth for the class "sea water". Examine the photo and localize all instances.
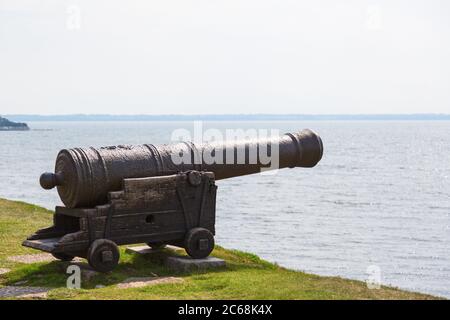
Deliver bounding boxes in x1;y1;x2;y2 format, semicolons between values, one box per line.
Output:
0;121;449;297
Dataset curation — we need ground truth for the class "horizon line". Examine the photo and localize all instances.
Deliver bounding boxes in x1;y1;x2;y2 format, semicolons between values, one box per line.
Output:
3;113;450;121
3;113;450;116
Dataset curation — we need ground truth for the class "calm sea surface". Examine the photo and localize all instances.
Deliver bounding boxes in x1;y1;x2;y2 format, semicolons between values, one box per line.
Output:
0;121;449;297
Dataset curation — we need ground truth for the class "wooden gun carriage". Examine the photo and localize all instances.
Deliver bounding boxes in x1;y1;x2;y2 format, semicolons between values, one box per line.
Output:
23;129;323;272
24;171;217;272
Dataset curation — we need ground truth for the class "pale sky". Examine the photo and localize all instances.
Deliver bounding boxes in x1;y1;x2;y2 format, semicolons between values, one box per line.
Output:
0;0;449;115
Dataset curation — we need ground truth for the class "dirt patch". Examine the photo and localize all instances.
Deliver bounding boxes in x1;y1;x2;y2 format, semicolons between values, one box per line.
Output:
0;268;10;275
7;253;56;264
0;286;49;298
7;253;83;264
18;292;48;299
117;277;184;289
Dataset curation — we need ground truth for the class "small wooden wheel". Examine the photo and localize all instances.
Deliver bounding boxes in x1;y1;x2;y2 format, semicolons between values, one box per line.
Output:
87;239;120;273
184;228;214;259
52;252;75;262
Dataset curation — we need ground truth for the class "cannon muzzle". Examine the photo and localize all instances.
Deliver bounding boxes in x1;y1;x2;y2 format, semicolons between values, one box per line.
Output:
41;129;323;208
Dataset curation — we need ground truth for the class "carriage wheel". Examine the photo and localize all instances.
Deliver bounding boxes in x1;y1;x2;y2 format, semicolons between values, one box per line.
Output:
52;252;75;262
87;239;120;273
184;228;214;259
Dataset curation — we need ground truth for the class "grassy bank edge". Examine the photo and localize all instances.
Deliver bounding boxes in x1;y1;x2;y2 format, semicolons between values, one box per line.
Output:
0;198;442;300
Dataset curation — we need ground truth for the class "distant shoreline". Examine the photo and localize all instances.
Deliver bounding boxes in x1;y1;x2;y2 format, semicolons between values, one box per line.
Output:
4;114;450;122
0;127;30;131
0;116;30;130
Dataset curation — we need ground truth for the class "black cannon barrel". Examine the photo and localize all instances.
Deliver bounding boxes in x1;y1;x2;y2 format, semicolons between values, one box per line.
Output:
40;129;323;208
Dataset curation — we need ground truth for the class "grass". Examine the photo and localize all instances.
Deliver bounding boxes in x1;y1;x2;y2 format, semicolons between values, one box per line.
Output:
0;198;441;300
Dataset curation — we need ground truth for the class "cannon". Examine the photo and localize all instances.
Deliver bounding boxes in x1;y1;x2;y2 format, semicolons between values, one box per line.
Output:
23;129;323;272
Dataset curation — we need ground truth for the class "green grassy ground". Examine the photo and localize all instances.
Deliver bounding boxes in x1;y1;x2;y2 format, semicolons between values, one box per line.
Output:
0;198;440;300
